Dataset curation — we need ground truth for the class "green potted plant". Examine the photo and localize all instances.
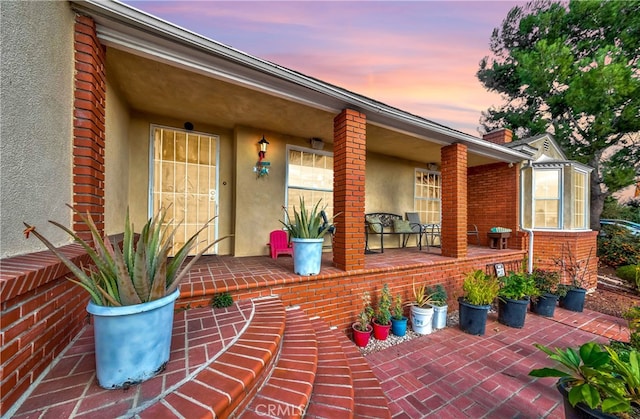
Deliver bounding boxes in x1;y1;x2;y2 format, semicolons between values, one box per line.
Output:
555;244;594;312
529;342;635;417
23;205;224;389
281;197;336;275
458;269;500;336
391;293;408;336
405;280;434;335
427;284;448;330
352;291;374;347
530;269;564;317
497;271;539;328
373;283;392;340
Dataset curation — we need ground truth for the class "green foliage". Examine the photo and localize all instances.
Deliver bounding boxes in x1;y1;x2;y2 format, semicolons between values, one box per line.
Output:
426;284;447;307
499;271;540;301
598;226;640;268
616;265;640;285
477;0;640;226
375;284;392;325
280;197;336;239
624;306;640;351
210;292;233;308
462;270;500;306
529;342;629;413
407;280;434;308
355;291;374;332
532;269;564;297
24;205;224;307
602;197;640;224
392;294;404;320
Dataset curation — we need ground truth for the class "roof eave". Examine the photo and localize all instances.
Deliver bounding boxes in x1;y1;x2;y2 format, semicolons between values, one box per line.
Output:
70;0;529;163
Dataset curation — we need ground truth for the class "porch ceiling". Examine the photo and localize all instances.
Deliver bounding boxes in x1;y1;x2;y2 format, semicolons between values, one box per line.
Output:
107;48;498;167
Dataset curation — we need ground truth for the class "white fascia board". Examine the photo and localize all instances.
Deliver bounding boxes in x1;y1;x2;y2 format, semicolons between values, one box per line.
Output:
71;0;529;163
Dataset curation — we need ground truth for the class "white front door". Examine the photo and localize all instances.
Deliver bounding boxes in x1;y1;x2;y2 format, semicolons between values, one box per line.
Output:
150;125;219;256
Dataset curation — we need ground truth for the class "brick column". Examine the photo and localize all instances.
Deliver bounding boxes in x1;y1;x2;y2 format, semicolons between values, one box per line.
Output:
74;16;106;239
333;109;366;271
441;143;467;258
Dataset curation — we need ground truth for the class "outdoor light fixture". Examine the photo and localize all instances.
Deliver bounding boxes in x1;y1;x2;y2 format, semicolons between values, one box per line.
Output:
255;135;270;177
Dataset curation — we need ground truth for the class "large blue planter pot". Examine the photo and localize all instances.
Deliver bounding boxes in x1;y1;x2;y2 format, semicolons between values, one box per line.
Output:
291;238;324;275
87;289;179;389
559;288;586;312
497;296;529;328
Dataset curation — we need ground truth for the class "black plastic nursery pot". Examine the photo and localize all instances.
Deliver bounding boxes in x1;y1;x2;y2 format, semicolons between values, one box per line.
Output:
458;297;490;336
497;297;529;328
556;381;618;419
559;288;587;312
530;293;559;317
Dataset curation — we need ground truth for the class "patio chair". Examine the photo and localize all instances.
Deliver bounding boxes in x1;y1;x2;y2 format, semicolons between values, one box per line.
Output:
267;230;293;259
467;224;480;244
404;212;424;249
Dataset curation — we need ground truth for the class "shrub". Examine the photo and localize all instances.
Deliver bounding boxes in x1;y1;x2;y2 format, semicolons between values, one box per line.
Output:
598;225;640;268
615;265;640;284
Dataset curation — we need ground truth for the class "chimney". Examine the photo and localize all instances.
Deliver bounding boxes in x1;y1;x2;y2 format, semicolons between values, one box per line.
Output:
483;128;513;145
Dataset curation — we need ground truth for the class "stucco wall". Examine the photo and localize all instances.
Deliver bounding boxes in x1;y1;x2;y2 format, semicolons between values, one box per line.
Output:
104;80;130;234
365;152;415;214
0;1;75;257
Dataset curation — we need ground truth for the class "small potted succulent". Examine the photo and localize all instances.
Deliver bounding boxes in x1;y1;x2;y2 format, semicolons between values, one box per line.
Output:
373;283;392;340
427;284;448;330
352;291;374;348
458;269;500;336
390;293;408;337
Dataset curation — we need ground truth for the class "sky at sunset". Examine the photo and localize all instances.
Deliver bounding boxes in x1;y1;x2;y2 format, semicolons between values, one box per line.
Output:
123;1;527;136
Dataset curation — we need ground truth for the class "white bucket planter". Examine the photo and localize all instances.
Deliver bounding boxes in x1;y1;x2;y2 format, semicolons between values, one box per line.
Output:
291;238;324;275
432;304;448;330
410;305;434;335
87;289;179;389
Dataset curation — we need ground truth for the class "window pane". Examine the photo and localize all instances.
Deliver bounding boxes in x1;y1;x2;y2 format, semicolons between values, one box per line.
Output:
533;169;560;229
535;170;559;198
573;171;587;229
286;148;333;218
414;169;441;225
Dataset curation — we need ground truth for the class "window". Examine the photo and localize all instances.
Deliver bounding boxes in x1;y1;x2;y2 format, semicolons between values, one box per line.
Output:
286;146;333;217
414;169;441;224
533;169;561;228
573;170;588;229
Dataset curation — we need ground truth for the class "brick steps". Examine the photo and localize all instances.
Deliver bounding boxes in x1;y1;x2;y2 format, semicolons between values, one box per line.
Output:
9;296;390;418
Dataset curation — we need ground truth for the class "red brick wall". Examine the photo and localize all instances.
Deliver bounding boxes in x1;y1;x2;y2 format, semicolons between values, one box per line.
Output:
0;247;90;416
530;231;599;290
333;109;366;271
73;15;106;240
483;128;513;145
441;143;467;258
468;162;524;249
179;251;527;336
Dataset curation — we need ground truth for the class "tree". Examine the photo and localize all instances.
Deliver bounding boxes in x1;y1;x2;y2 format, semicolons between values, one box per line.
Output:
477;0;640;229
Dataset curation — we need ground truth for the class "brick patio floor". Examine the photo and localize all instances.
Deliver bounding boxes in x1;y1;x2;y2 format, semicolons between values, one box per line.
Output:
365;306;629;418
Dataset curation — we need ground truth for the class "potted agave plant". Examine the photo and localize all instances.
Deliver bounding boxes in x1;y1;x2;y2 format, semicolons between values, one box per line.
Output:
406;280;434;335
391;293;408;337
24;205;224;389
352;291;374;347
281;197;337;276
373;284;392;340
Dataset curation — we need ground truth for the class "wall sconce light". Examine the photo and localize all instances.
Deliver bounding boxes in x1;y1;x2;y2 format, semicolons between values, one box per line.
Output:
254;135;270;177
